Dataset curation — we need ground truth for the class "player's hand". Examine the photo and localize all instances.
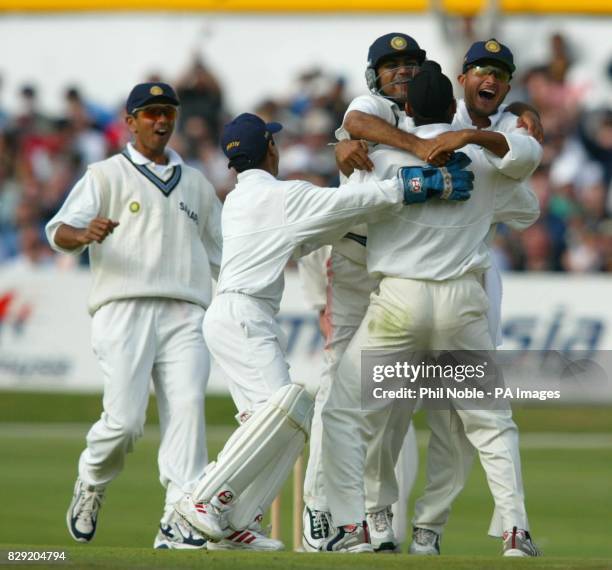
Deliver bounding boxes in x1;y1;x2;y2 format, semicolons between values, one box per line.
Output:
398;152;474;204
414;138;452;167
335;139;374;176
516;110;544;143
79;217;120;245
426;131;472;163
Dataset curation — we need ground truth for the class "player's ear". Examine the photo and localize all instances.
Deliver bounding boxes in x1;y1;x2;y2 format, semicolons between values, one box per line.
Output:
457;73;466;87
125;113;137;134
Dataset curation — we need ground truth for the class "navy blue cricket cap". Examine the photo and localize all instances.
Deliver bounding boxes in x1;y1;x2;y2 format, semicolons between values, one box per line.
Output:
221;113;283;170
463;38;515;74
367;33;426;69
126;82;179;115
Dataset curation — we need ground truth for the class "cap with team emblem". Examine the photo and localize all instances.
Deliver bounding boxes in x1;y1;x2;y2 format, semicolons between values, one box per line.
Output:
462;38;515;74
126;82;180;115
221;113;282;170
367;33;426;69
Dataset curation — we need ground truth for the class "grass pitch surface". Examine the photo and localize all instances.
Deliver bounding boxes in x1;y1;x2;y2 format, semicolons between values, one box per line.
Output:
0;393;610;568
1;549;611;570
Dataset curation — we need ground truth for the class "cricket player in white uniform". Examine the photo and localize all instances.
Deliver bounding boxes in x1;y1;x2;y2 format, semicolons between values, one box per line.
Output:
317;35;544;555
46;83;223;549
301;34;427;553
321;67;541;555
174;112;475;551
408;39;544;556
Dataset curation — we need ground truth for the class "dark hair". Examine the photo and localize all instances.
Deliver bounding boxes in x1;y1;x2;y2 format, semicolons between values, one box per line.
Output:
407;69;455;126
230;155;266;173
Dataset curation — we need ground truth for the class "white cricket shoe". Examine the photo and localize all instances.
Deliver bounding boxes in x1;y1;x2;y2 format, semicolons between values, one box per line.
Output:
366;506;399;553
66;478;105;543
302;506;333;552
153;510;207;549
409;527;441;555
174;495;227;542
503;527;541;557
207;510;284;551
323;522;374;553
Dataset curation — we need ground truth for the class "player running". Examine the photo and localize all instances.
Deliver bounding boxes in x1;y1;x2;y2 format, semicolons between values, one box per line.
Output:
46;82;222;549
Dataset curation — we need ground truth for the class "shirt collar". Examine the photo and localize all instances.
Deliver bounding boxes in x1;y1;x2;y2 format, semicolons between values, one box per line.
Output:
236;169;276;183
410;123;453;138
126;142;183;167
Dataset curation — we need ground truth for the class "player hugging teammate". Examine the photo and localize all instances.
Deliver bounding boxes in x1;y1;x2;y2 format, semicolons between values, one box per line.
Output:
51;34;543;557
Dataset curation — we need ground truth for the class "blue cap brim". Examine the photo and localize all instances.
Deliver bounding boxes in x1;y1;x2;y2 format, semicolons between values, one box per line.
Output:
267;122;283;134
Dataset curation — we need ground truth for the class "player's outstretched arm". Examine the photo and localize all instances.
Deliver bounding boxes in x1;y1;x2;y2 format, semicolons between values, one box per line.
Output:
427;130;510;161
54;218;119;250
344;110;451;166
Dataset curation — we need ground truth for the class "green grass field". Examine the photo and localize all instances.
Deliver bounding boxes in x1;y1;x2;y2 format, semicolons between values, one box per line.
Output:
0;392;611;569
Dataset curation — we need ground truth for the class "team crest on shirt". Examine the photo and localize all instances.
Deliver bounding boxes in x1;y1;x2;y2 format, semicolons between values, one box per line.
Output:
410;177;423;193
390;36;407;50
179;201;199;224
129;201;141;213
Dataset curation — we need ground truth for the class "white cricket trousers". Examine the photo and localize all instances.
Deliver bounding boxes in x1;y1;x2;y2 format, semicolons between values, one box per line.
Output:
412;260;527;537
202;293;305;524
79;298;209;508
323;273;529;528
204;293;291;415
303;251;418;540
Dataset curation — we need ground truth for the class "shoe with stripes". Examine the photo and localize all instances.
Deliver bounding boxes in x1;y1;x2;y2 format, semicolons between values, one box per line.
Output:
153;510;207;549
302;506;333;552
503;527;541;557
174;495;227;542
323;521;374;553
206;512;284;551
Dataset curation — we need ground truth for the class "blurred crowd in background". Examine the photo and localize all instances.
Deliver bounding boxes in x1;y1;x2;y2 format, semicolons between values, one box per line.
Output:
0;32;610;273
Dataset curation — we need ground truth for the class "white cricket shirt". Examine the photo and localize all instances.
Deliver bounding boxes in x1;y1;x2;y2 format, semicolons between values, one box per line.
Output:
46;143;223;314
360;123;541;281
216;169;404;314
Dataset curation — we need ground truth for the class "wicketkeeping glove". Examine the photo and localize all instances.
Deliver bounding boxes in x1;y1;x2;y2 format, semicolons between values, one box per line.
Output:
398;152;475;204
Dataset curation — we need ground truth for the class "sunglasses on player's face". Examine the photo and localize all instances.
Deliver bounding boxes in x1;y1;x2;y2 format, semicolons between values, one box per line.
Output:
468;65;511;83
133;105;178;120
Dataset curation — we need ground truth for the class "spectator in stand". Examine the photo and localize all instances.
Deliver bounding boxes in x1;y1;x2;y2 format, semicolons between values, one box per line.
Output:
65;86;115;131
0;38;611;273
175;56;224;140
13;84;53;134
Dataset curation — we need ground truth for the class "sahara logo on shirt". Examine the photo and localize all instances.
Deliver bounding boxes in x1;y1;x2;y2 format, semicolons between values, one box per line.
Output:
179;201;199;225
